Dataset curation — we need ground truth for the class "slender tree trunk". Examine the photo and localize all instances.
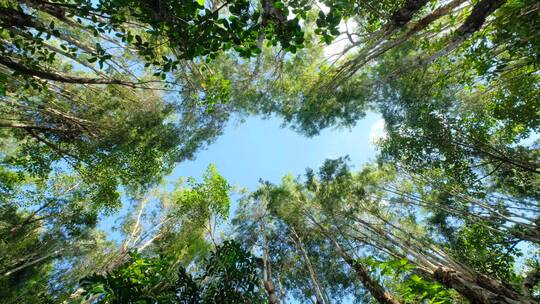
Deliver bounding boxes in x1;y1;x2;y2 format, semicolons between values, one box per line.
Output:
423;0;508;65
263;273;279;304
2;249;62;277
302;210;401;304
261;223;279;304
289;227;327;304
0;121;73;133
330;238;401;304
0;56;135;86
277;274;287;304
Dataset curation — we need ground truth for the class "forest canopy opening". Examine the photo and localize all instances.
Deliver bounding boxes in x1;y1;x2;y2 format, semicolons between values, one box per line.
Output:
0;0;538;303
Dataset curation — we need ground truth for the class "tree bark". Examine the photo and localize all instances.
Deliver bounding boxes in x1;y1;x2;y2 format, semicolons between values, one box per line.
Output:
0;7;38;28
332;239;401;304
455;0;506;37
261;223;280;304
389;0;430;27
2;249;62;277
264;277;280;304
431;266;528;304
302;210;401;304
289;228;327;304
0;56;135;86
523;266;540;301
424;0;507;65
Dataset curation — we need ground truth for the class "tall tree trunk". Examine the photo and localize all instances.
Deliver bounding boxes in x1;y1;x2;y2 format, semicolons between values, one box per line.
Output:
261;223;279;304
277;274;287;304
424;0;508;65
331;239;401;304
2;249;63;277
430;266;528;304
0;56;134;86
304;211;401;304
263;270;279;304
289;227;327;304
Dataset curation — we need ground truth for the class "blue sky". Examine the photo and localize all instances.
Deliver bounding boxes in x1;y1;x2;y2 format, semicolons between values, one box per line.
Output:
170;112;382;192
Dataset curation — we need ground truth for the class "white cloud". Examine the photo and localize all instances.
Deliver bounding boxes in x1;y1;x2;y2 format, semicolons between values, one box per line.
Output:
369;119;387;146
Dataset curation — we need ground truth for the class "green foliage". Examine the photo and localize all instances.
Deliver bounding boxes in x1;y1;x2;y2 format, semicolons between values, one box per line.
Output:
200;240;264;303
0;0;308;216
80;240;263;304
362;257;455;304
0;0;306;78
150;165;231;261
80;252;178;303
1;0;538;303
0;206;54;304
175;164;231;219
450;223;521;283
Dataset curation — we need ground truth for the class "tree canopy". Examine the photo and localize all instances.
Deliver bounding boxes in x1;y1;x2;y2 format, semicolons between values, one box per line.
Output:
0;0;538;303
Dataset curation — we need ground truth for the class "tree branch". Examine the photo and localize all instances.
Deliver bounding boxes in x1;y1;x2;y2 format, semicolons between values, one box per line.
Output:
0;56;137;86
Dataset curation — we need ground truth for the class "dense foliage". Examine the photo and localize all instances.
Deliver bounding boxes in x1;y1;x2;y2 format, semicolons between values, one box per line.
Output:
0;0;538;303
81;240;263;303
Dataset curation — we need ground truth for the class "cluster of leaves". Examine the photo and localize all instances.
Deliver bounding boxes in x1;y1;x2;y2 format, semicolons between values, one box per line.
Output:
362;257;455;304
0;83;188;207
80;240;264;304
314;0;404;44
0;171;113;303
449;222;522;283
0;0;307;80
175;164;231;220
